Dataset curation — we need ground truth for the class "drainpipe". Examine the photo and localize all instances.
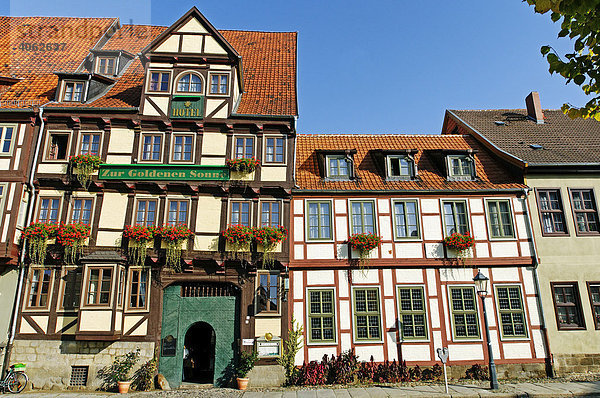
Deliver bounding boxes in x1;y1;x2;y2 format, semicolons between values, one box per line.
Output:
2;104;48;375
521;187;554;377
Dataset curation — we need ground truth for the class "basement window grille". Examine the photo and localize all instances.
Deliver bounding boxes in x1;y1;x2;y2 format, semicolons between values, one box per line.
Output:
181;282;238;297
69;366;88;386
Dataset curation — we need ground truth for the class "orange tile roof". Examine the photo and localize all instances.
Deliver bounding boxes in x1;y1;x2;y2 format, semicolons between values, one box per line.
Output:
221;30;297;116
0;17;298;116
295;134;525;192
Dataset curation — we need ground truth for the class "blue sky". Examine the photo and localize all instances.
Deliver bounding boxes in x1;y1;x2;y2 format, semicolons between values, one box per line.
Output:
2;0;587;134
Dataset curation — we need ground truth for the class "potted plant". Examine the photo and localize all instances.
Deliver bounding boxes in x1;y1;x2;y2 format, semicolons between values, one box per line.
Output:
254;225;288;267
222;225;254;257
21;222;58;265
236;350;258;390
159;224;194;272
348;232;382;267
69;154;101;188
122;225;157;267
56;223;90;265
443;231;475;265
105;349;140;393
226;157;260;174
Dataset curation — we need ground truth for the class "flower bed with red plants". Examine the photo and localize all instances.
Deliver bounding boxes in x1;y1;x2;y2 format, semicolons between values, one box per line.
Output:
56;223;91;265
225;157;260;173
443;232;474;252
69;154;101;188
21;222;59;265
254;225;288;267
222;225;254;247
159;224;194;272
123;225;157;266
348;232;382;266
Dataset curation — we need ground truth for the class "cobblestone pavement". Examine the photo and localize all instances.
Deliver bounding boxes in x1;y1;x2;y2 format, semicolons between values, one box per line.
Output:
11;381;600;397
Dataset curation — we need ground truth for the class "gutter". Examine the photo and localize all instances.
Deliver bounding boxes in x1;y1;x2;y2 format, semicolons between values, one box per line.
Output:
292;188;528;195
292;116;299;188
2;103;50;375
521;187;554;377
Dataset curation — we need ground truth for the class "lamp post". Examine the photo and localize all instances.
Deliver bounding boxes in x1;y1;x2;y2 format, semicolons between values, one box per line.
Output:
473;270;499;390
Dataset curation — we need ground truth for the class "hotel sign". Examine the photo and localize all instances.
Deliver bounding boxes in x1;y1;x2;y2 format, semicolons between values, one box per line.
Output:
98;164;229;181
170;96;204;119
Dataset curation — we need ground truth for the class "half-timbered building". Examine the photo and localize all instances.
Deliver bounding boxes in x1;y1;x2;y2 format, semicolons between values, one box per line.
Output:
289;134;550;379
6;8;297;389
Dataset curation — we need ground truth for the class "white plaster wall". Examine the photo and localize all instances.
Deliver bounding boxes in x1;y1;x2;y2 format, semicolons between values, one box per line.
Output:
338;270;349;298
377;199;389;214
475;243;489;257
201;132;227;155
491;267;519;281
527;297;541;326
426;268;437;294
292;271;303;300
38;163;67;174
387;332;397;361
95;231;121;247
355;345;384;362
293;217;304;242
420;199;439;213
199;157;225;166
532;329;547;359
490;241;519;257
196;196;222;233
425;243;444;258
395;269;423;283
515;214;529;240
108;128;134;153
469;198;484;213
294;244;304;260
261;166;287;182
181;35;202;52
382;269;393;296
448;344;484;361
384;298;395;328
155;35;179;52
379;216;392;240
395;243;422;258
99;192;128;228
401;344;431;361
334;199;346;214
339;300;351;330
306;244;335;259
503;343;532;359
293;199;303;215
351;269;378;283
422;216;443;240
429;299;440;328
307;270;335;285
381;243;393;258
439;268;473;282
336;216;348;241
341;333;352;352
471;215;488;240
204;36;228;54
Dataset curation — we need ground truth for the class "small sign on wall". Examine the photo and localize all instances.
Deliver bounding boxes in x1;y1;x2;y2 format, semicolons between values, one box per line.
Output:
161;335;177;357
242;339;255;346
256;337;281;358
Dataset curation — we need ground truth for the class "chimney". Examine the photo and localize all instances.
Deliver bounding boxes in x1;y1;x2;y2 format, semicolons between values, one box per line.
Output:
525;91;544;124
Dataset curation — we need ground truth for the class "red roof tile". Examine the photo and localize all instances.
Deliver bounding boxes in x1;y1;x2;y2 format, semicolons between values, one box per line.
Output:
296;134;525;192
103;25;167;54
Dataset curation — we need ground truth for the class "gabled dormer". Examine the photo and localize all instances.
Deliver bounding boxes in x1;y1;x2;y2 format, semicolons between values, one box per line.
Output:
86;49;135;77
139;7;243;121
55;73;115;103
371;149;418;181
316;149;357;181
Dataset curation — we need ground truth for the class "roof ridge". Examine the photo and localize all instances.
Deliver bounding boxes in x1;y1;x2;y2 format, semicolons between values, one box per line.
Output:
0;15;116;19
297;133;467;137
451;108;562;112
219;29;297;34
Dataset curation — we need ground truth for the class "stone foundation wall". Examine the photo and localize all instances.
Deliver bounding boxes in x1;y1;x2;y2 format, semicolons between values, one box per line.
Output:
446;363;547;380
553;354;600;376
11;339;155;390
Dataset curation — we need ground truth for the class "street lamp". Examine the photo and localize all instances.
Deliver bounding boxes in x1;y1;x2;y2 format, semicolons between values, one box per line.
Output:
473;270;499;390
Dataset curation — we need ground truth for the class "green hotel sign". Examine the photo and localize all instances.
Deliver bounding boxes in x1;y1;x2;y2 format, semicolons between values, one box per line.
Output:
98;164;229;181
170;96;204;119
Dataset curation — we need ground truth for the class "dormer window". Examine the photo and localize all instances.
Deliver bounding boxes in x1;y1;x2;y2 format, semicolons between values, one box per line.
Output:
96;57;116;75
148;71;170;92
387;155;414;179
63;81;84;102
176;72;203;93
447;154;475;180
210;73;228;95
327;155;349;179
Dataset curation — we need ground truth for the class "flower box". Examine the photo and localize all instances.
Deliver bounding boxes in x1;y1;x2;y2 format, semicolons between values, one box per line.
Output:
348;232;382;267
230;170;256;181
226;157;260;174
70;154;101;188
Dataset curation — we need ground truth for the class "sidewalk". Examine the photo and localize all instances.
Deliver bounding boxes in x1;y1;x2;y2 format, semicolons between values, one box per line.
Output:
12;380;600;397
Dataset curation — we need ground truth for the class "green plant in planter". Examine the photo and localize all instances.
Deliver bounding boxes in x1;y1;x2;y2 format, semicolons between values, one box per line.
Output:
69;154;101;188
159;224;193;272
98;349;140;390
254;225;288;267
443;231;474;266
236;350;259;379
226;157;260;173
21;222;58;266
123;225;157;267
56;223;90;265
277;317;304;384
222;225;254;258
348;232;382;268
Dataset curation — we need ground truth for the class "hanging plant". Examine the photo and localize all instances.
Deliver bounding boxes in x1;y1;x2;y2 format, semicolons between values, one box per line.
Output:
222;225;254;258
56;223;91;265
21;222;58;266
122;225;156;267
70;154;102;188
254;225;288;267
348;232;382;268
226;157;260;173
159;224;194;272
443;232;475;266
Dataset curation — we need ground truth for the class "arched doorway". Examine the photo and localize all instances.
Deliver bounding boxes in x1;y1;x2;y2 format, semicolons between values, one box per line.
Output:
183;322;216;383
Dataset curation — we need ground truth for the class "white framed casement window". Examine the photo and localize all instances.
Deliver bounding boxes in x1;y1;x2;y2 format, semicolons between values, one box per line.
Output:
37;196;62;223
326;154;349;179
485;198;516;239
0;125;16;155
171;134;194;163
208;72;230;96
166;199;190;226
264;136;286;164
349;199;376;235
352;286;383;343
126;267;150;311
62;80;85;102
69;196;94;225
260;200;281;227
448;285;481;341
24;268;54;311
494;284;529;340
441;199;470;236
307;288;336;344
85;266;113;306
96;56;116;75
255;271;280;316
174;71;204;94
392;199;421;240
139;133;164;162
387;155;414;179
229;200;252;227
233;135;255;159
447;155;475;180
78;132;102;156
306;200;333;241
44;131;71;161
397;285;429;341
147;70;171;93
134;198;158;227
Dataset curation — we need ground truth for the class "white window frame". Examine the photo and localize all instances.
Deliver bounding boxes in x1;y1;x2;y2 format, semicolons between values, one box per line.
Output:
263;135;287;165
391;198;422;241
440;198;471;237
0;124;17;156
484;197;517;241
326;154;350;180
493;283;530;341
67;194;96;226
305;199;335;242
231;134;256;160
208;71;231;96
228;199;253;227
386;155;414;179
132;196;160;227
164;196;191;226
77;131;103;156
258;199;283;228
44;130;72;162
170;133;195;163
146;69;171;93
396;284;430;342
348;199;378;235
446;284;482;342
125;267;151;312
95;56;117;75
173;71;205;95
446;154;475;180
351;285;384;343
138;132;165;163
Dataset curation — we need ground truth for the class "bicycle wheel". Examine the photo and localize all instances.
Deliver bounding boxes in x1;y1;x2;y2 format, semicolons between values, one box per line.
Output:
6;372;28;393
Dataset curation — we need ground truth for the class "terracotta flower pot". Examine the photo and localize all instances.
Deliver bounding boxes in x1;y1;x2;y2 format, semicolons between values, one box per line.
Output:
237;377;249;390
118;381;132;393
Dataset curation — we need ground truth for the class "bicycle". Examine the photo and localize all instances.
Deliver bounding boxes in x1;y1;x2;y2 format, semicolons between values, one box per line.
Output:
0;364;28;393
